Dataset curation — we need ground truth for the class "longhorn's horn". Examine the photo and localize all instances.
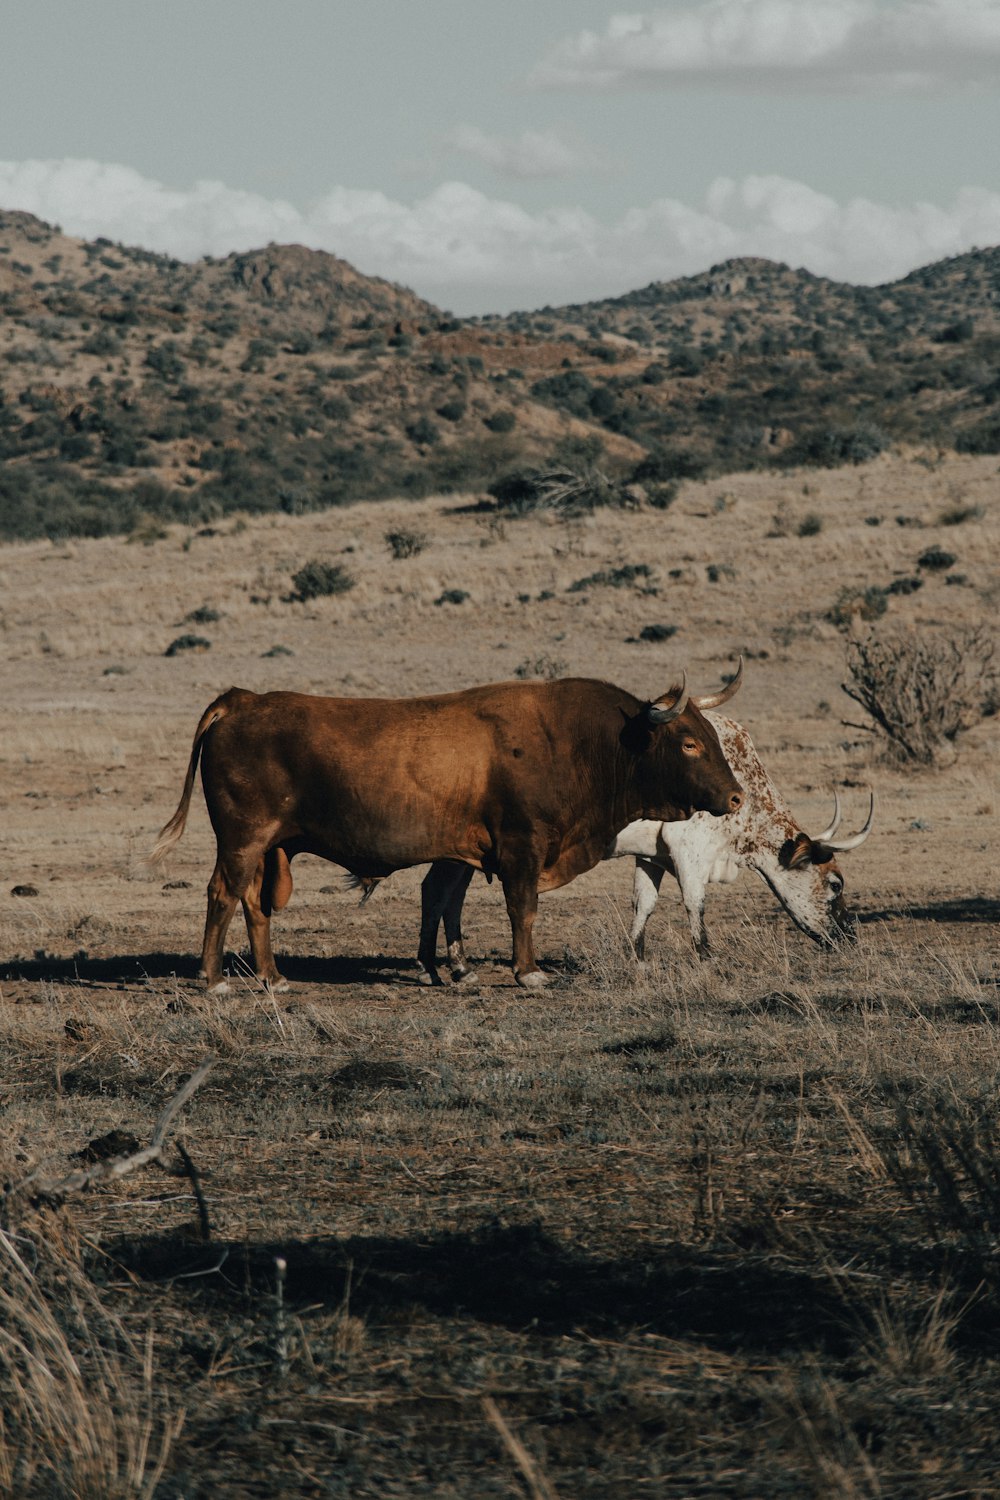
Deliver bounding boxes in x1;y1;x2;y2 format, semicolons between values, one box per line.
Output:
824;791;875;852
814;788;843;844
690;655;743;710
648;669;689;724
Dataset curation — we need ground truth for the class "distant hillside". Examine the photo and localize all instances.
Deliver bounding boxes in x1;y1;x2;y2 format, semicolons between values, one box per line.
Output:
1;211;998;540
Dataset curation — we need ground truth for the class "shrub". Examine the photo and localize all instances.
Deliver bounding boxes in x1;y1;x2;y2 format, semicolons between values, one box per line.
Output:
165;633;211;656
797;512;823;537
918;545;956;572
489;467;631;516
405;415;440;447
483;408;516;433
568;564;653;594
887;577;923;596
842;626;997;765
436;400;466;423
828;585;889;629
636;624;678;643
385;528;426;559
937;504;982;526
290;560;355;600
514;654;568;680
435;589;469;605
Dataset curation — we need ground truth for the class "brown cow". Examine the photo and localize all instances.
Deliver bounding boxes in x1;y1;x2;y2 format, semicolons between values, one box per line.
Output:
151;670;743;991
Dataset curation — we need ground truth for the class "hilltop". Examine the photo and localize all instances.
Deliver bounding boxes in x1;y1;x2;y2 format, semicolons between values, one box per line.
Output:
1;211;998;540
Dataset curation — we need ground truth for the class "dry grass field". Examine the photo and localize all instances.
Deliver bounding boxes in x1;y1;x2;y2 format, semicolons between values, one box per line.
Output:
1;449;998;1497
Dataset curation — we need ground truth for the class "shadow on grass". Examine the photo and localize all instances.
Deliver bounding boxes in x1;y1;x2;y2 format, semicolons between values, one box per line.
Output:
109;1219;853;1358
860;896;1000;925
0;951;420;987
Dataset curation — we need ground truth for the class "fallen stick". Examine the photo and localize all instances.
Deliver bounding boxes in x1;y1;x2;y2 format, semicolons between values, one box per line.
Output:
7;1058;215;1209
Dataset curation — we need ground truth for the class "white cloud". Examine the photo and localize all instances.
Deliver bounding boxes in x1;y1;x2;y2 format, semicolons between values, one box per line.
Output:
532;1;1000;91
2;157;999;313
444;124;607;179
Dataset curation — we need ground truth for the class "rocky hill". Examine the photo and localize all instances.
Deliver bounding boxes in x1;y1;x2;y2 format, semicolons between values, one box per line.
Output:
1;211;998;540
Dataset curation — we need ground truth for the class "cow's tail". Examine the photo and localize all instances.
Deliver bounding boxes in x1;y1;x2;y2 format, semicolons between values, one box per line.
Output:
338;872;382;905
149;697;230;864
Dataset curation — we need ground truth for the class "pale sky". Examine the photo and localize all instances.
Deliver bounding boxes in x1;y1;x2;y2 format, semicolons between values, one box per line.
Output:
1;0;998;313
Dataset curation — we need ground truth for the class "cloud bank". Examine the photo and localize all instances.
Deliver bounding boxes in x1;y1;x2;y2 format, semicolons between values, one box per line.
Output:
2;157;999;314
444;125;608;180
532;0;1000;92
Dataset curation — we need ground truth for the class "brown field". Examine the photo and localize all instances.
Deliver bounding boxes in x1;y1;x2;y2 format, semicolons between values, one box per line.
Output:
1;450;998;1498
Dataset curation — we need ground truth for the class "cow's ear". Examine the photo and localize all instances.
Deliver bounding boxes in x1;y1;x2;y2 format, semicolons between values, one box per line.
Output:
779;833;814;871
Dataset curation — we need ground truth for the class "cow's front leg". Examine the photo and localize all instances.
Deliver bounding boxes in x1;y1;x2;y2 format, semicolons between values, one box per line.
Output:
631;858;666;960
501;866;545;988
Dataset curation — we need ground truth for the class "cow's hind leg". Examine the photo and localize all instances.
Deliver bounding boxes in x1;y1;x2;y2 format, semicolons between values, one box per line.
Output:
441;864;476;982
417;862;474;985
199;846;267;994
241;854;289;992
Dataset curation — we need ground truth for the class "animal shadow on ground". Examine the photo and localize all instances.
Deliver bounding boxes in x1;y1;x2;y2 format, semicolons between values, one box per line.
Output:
860;895;1000;925
0;952;418;987
111;1220;855;1359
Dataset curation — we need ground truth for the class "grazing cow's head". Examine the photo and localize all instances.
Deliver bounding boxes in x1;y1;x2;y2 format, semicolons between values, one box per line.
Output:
635;658;745;819
775;790;874;945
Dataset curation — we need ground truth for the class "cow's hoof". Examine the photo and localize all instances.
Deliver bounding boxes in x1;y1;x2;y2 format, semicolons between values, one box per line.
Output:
451;967;477;985
205;979;230;996
264;977;290;994
416;966;441;987
516;969;547;990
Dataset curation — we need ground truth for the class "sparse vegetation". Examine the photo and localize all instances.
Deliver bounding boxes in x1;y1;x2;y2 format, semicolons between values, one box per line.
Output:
513;652;569;679
164;633;210;656
842;625;996;764
385;528;427;560
828;584;889;629
289;560;356;601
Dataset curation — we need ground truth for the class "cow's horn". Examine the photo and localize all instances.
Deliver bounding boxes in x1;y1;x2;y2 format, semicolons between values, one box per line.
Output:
814;788;843;844
648;670;689;724
824;792;875;852
690;655;743;710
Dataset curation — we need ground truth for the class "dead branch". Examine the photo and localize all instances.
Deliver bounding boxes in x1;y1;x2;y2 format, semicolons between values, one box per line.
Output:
7;1059;215;1210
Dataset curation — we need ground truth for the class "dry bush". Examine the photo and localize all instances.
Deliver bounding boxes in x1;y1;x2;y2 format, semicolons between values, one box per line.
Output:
842;626;996;764
0;1226;182;1498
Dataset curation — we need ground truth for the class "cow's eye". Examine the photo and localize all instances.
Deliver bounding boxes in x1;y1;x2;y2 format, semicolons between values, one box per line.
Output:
829;874;844;897
682;738;699;754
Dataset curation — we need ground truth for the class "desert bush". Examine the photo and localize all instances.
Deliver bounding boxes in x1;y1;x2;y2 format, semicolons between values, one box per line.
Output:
887;576;923;596
435;589;469;606
828;584;889;629
489;466;630;517
842;626;996;764
917;545;956;572
568;564;653;594
290;560;355;601
165;633;210;656
483;409;516;433
405;415;440;447
436;399;465;422
385;528;426;559
514;653;568;680
797;512;823;537
937;503;982;526
636;623;678;643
